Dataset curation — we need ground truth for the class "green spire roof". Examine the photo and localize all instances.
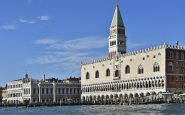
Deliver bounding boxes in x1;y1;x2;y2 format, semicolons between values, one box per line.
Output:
111;5;124;28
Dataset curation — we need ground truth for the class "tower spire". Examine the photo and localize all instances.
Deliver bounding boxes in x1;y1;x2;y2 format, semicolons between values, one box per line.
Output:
111;0;124;28
109;0;127;57
116;0;118;6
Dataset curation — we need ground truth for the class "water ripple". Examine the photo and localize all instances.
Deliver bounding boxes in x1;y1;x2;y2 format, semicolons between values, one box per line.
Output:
0;104;184;115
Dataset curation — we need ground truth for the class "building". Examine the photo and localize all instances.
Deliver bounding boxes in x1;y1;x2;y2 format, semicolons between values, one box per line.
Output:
3;74;81;104
81;1;185;104
0;87;4;104
1;89;8;104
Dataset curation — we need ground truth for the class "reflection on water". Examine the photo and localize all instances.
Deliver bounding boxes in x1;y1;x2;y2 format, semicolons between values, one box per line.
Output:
0;104;184;115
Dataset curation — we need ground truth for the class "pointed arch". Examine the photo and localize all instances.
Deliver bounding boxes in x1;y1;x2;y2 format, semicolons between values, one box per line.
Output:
168;51;173;58
153;62;160;72
168;62;173;73
95;70;99;78
138;65;144;74
106;69;110;77
176;51;180;60
86;72;90;80
125;65;130;74
115;70;120;77
181;52;184;60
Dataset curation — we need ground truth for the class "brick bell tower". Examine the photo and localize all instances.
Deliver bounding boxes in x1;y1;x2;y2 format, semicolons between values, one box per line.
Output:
109;0;127;58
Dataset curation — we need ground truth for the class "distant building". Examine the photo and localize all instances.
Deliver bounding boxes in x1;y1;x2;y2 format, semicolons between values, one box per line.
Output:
3;74;81;104
81;1;185;104
2;89;7;104
0;87;4;104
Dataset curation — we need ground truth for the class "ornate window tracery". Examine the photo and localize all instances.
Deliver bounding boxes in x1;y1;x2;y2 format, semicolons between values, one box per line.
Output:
125;65;130;74
138;65;144;74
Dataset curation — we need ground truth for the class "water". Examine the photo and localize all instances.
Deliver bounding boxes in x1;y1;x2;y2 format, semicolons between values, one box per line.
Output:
0;104;184;115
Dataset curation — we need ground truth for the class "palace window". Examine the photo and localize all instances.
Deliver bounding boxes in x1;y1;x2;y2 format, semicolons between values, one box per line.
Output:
58;88;61;94
176;62;180;67
46;88;48;94
42;88;44;94
182;76;184;81
115;70;120;77
106;69;110;77
176;51;180;60
168;62;173;73
62;89;65;94
86;72;90;80
74;88;76;94
33;88;36;94
70;88;72;94
125;65;130;74
66;88;68;94
95;71;99;78
181;52;185;60
138;65;144;74
153;63;160;72
50;88;53;94
176;76;179;81
168;51;173;58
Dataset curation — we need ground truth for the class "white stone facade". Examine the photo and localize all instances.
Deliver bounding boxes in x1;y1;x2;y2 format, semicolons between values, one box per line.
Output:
3;75;81;104
81;1;185;103
81;45;167;102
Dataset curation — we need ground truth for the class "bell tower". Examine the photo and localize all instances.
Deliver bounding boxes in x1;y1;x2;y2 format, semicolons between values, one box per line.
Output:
109;0;126;58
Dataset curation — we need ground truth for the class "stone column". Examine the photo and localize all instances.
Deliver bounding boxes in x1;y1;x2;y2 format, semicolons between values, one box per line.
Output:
38;83;41;103
30;80;32;104
53;82;56;103
164;76;167;91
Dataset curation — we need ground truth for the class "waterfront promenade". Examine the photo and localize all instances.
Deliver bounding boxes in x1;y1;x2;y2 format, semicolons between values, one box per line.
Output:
0;93;185;107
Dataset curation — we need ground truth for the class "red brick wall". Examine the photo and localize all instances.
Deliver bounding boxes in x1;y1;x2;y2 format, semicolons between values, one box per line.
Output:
166;49;185;92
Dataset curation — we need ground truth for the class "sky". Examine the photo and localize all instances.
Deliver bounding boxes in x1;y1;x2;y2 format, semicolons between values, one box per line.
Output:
0;0;185;86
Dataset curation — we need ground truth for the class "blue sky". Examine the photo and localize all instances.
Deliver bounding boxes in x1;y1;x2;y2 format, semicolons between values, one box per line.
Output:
0;0;185;86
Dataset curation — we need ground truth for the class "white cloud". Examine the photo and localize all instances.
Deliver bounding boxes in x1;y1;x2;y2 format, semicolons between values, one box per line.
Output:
25;50;99;65
26;36;154;77
19;19;35;24
37;16;50;21
18;16;50;25
34;38;58;45
26;55;60;64
25;36;107;75
36;37;107;51
53;37;107;50
0;25;16;30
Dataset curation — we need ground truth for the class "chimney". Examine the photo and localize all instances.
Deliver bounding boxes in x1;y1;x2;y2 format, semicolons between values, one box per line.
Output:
25;73;28;78
176;41;179;46
43;74;46;81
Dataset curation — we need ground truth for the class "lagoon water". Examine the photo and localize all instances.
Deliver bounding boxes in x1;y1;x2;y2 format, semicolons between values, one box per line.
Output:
0;104;185;115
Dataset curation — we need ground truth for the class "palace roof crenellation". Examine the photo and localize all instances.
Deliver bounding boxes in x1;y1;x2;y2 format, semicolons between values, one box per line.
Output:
81;43;185;65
